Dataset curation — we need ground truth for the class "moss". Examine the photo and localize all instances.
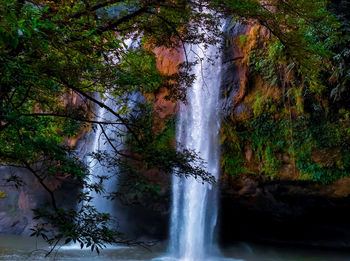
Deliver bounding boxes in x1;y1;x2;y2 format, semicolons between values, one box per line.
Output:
221;14;349;184
221;93;350;183
237;35;248;48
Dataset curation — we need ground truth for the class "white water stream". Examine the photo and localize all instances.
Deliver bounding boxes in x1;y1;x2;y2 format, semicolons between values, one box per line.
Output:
84;38;139;215
167;36;223;260
76;24;226;259
85;98;117;214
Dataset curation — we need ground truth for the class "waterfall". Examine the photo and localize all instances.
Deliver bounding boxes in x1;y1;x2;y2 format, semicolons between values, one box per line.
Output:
168;34;223;260
60;97;120;251
84;38;139;215
85;98;117;214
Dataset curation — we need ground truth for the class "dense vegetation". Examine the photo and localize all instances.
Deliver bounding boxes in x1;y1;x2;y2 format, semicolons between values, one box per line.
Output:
0;0;348;254
220;0;350;184
0;0;221;253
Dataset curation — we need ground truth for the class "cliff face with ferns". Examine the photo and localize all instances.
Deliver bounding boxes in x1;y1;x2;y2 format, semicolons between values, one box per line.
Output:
218;10;350;247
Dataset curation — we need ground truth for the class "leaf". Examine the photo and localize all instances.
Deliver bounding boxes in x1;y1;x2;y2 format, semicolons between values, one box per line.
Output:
270;76;278;86
0;191;7;198
41;233;48;241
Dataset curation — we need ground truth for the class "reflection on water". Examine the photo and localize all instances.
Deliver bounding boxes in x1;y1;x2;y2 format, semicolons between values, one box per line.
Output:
0;235;349;261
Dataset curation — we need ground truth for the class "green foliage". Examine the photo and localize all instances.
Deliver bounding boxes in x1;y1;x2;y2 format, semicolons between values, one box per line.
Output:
31;205;133;256
0;0;348;254
221;97;350;183
0;0;221;254
217;0;344;95
220;120;248;176
219;0;349;183
114;49;163;94
249;38;285;87
221;153;247;176
237;34;248;48
261;146;281;178
126;102;215;183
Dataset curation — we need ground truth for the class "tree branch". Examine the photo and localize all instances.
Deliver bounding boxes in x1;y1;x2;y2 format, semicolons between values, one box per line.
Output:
21;113;124;125
24;163;58;211
98;123;141;161
71;0;124;19
95;7;148;35
59;80;143;147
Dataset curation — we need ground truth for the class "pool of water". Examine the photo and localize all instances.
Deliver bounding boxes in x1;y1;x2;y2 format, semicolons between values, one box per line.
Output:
0;235;349;260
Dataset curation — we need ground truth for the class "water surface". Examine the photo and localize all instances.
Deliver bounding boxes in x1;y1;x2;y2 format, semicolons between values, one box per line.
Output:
1;235;349;261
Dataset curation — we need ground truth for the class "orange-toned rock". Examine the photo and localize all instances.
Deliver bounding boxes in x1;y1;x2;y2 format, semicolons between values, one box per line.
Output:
152;45;183;119
152;87;178;120
230;24;271;109
62;89;85;108
145;44;184;130
153;46;183;76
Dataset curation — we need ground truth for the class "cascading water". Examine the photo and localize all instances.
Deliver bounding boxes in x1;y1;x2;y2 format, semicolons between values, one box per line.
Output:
61;98;119;251
85;92;141;215
84;38;139;216
85;97;117;214
167;30;223;260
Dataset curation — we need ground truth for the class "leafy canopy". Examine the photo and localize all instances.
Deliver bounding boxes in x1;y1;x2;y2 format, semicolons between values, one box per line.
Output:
0;0;347;254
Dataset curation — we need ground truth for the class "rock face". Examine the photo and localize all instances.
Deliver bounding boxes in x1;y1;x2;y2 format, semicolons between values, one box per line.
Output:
113;174;171;240
218;15;350;249
0;166;78;235
119;13;350;247
220;20;271;117
0;88;88;236
220;22;248;118
147;44;183;116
